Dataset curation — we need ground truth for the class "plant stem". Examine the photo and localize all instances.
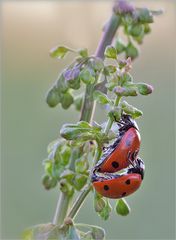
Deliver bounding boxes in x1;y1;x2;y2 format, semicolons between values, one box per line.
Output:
104;96;121;135
66;96;121;220
53;8;121;227
53;192;70;226
52;148;80;225
80;14;121;122
67;186;92;219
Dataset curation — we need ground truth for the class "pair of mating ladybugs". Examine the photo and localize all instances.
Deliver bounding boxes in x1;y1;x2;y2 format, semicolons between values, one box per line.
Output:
91;114;145;199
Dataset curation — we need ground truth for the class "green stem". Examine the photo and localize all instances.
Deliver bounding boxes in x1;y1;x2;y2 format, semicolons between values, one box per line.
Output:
53;192;70;226
67;186;92;219
52;148;80;225
104;96;121;135
80;14;121;122
66;97;122;220
53;7;121;227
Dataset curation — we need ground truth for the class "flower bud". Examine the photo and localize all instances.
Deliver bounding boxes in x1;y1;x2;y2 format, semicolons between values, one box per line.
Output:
104;45;117;59
130;24;144;37
115;38;126;54
136;83;154;95
56;74;69;93
42;175;57;190
46;86;61;108
137;8;153;24
114;86;137;97
126;42;139;59
61;92;74;109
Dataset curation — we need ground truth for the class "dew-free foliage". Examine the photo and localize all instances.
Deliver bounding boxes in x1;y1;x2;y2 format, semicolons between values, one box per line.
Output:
23;1;161;239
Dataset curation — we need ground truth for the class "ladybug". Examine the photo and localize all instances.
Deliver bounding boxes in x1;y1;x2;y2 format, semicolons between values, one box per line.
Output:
95;115;141;173
91;158;145;199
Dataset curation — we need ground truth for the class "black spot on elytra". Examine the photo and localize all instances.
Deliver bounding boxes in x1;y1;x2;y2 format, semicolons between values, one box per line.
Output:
104;185;109;191
125;179;131;185
122;192;126;197
112;161;119;169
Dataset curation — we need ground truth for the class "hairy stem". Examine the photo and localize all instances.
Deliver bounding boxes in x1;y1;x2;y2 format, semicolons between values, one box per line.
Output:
66;96;122;220
53;192;70;226
80;14;121;122
104;96;121;135
53;8;121;227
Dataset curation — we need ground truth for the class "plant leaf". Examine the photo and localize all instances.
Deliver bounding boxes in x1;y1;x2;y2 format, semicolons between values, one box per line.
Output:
115;199;131;216
76;224;105;240
104;46;117;59
60;121;104;143
135;82;153;95
126;42;139;59
61;92;74;109
78;48;88;58
93;91;111;105
46;86;61;108
121;100;143;119
22;223;59;240
80;68;95;84
98;199;112;221
50;46;72;59
114;38;126;54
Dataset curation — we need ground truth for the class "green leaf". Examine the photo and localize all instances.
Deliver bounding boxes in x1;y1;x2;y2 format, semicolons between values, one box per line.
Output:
104;65;116;74
94;197;106;213
114;86;137;97
42;175;57;190
104;45;117;59
126;42;139;59
114;38;126;54
22;223;59;240
74;94;83;111
60;145;71;166
121;100;143;119
88;58;104;72
60;169;75;183
60;121;100;141
56;74;69;93
98;199;112;221
44;161;53;176
61;92;74;109
74;174;88;191
129;24;144;37
93;91;111;105
60;179;74;196
75;157;89;174
135;83;153;95
80;68;95;84
115;199;131;216
137;8;153;24
78;48;88;58
22;228;33;240
46;86;61;108
63;67;81;90
144;23;151;34
76;224;105;240
67;225;80;240
121;72;133;85
108;107;122;122
50;46;72;59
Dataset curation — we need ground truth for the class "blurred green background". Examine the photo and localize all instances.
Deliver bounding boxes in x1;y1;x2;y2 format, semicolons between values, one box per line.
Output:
1;1;175;239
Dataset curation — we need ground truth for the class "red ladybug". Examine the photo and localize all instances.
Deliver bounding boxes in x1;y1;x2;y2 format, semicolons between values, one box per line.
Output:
95;115;141;173
91;158;144;199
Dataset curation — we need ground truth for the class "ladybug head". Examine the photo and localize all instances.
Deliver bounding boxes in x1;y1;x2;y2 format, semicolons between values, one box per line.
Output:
117;114;139;133
128;158;145;180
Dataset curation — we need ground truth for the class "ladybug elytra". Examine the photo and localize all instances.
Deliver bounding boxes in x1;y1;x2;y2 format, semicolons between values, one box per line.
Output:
91;115;145;199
